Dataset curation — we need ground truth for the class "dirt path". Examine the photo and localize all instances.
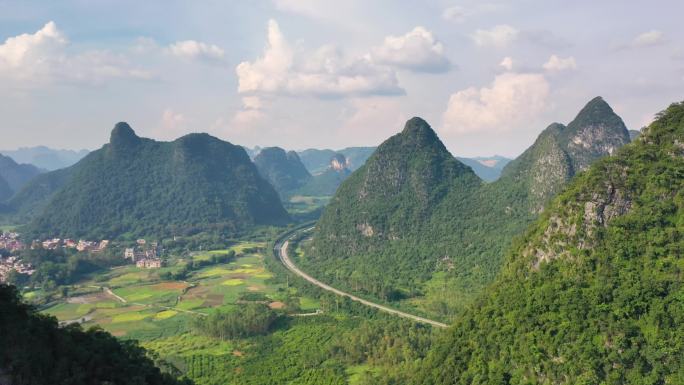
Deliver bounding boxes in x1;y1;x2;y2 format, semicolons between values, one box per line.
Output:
274;228;448;329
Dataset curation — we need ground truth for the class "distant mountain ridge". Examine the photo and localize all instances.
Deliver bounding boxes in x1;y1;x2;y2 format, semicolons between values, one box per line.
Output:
455;156;511;182
308;96;632;318
254;147;312;198
0;154;43;201
18;122;289;239
298;147;375;175
0;146;89;171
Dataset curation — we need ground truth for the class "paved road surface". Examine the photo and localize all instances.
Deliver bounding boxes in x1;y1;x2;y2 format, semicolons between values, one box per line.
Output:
274;228;448;328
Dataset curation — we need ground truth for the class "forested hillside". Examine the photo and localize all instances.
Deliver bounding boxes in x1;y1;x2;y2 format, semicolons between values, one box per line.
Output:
254;147;311;198
413;101;684;385
0;154;42;198
0;284;191;385
308;97;631;318
0;175;12;202
20;123;289;239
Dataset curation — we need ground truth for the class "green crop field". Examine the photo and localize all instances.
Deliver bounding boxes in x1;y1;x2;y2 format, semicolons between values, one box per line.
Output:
41;241;319;340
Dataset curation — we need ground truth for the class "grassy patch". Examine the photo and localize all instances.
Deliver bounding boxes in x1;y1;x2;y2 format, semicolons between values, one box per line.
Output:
154;310;178;320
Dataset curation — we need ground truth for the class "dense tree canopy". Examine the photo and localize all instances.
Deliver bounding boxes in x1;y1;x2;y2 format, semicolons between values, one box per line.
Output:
308;97;632;318
412;101;684;384
0;284;192;385
18;123;289;240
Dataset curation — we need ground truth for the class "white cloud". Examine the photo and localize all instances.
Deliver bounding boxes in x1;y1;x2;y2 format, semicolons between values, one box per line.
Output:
632;30;664;48
168;40;225;61
442;3;502;23
370;27;450;73
499;56;513;71
236;19;403;98
153;108;189;140
232;96;265;127
441;72;549;134
0;21;151;86
471;25;519;48
543;55;577;72
161;108;185;130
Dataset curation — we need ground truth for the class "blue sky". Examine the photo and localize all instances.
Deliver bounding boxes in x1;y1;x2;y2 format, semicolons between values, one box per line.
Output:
0;0;682;157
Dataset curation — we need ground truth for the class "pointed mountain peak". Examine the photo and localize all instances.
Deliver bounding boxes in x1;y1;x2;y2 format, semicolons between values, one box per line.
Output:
401;116;434;135
568;96;623;129
109;122;140;147
397;117;444;150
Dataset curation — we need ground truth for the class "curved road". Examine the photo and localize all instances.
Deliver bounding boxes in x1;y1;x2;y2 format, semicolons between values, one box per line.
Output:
274;227;448;328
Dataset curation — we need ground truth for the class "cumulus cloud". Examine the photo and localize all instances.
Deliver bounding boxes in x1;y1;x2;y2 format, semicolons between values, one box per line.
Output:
632;30;665;47
0;21;151;86
232;96;265;127
236;19;403;98
441;72;549;134
161;108;185;130
168;40;225;62
543;55;577;72
370;27;450;73
499;56;513;71
471;25;519;48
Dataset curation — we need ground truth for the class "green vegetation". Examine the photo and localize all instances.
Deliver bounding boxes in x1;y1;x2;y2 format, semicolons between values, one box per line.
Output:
0;284;191;385
254;147;312;198
308;98;632;319
8;246;125;293
0;153;42;199
412;101;684;384
14;122;289;240
193;304;278;339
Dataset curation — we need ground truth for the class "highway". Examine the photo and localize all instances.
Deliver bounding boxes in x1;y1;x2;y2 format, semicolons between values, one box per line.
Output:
274;227;448;329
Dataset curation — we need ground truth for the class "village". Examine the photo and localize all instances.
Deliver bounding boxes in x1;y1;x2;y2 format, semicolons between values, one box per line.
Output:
124;238;164;269
0;231;165;284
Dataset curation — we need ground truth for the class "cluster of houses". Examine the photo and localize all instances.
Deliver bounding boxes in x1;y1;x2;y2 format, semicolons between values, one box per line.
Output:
0;232;24;252
124;239;163;269
33;238;110;252
0;256;35;283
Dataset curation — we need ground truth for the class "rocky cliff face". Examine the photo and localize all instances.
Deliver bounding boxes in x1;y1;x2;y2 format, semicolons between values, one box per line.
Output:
499;97;630;213
329;154;349;172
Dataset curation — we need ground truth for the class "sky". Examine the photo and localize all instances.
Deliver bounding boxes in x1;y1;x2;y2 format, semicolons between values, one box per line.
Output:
0;0;682;158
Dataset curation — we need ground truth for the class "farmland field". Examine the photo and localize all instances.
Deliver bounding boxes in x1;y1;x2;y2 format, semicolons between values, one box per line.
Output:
41;241;320;340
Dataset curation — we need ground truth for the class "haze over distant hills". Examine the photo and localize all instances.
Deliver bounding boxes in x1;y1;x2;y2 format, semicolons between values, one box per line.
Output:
297;147;375;175
0;154;43;201
13;123;288;239
308;96;632;318
0;146;89;171
455;156;511;182
254;147;312;199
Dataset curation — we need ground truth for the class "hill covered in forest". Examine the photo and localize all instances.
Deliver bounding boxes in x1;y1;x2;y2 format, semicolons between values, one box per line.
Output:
0;154;42;200
254;147;312;198
413;100;684;385
307;97;631;318
0;284;191;385
19;123;289;239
